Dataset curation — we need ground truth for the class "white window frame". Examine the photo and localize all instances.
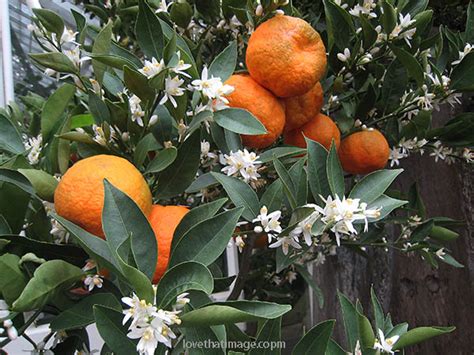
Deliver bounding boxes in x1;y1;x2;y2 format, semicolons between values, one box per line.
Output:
0;0;14;108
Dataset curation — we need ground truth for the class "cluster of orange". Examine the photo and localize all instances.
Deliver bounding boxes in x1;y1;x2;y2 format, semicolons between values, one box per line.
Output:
226;15;390;174
54;155;187;283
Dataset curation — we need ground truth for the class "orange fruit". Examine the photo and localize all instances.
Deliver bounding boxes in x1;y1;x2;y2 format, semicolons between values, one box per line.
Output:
284;113;341;150
149;204;189;283
225;74;285;149
338;129;390;174
54;155;152;238
283;82;324;131
246;15;327;98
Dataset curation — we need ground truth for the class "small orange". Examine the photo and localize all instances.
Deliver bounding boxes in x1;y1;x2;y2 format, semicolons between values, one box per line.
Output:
225;74;285;149
54;155;152;238
246;15;327;98
338;129;390;174
283;82;324;131
284;113;340;150
149;205;189;283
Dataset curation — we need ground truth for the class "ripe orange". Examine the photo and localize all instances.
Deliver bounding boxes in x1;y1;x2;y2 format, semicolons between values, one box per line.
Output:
338;129;390;174
149;204;189;283
54;155;152;238
246;15;327;98
225;74;285;149
284;113;341;150
283;82;324;131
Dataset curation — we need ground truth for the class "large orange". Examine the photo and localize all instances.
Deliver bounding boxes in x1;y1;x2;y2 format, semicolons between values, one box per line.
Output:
225;74;285;149
149;205;189;283
283;82;324;131
284;113;340;150
54;155;152;237
338;129;390;174
246;15;327;98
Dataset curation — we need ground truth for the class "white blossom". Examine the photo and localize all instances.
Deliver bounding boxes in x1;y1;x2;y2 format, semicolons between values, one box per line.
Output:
269;234;302;255
200;140;218;164
234;235;246;253
349;0;377;18
173;293;190;311
462;148;474;163
334;0;348;9
84;274;103;291
374;329;399;354
337;48;351;62
139;57;166;78
129;95;145;127
429;141;453;163
390;13;416;46
452;43;473;65
389;147;407;167
171;52;192;78
415;85;436;110
220;149;262;183
286;270;298;284
253;206;283;238
24;134;42;165
3;319;18;340
160;76;185;108
314;195;381;246
155;0;172;13
191;67;234;102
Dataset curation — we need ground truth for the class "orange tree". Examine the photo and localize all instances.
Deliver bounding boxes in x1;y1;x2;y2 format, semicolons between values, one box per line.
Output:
0;0;472;353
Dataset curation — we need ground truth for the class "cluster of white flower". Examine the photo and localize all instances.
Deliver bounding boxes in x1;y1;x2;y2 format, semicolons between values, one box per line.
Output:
129;94;146;127
0;300;17;342
389;13;416;46
429;141;455;164
220;149;262;183
349;0;377;19
42;201;70;244
122;293;189;354
452;43;473;66
314;195;381;246
389;137;428;167
24;134;42;165
373;329;399;354
191;67;234;108
253;206;283;239
93;124;116;147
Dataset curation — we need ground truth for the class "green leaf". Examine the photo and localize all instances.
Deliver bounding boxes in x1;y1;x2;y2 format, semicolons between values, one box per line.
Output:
392;326;455;350
357;311;375;348
51;293;121;331
259;147;306;163
211;172;260;221
89;54;138;71
18;169;58;202
169;207;243;267
180;301;292;326
0;253;27;305
209;41;237;81
41;83;75;141
326;339;347;355
326;142;344;198
248;318;282;355
391;47;424;87
273;157;297;210
134;133;161;167
172;198;227;251
145;148;177;173
451;52;474;91
291;320;335;355
439;253;464;268
338;292;359;352
185;172;218;193
155;261;213;309
323;0;354;51
371;288;385;334
381;0;397;33
381;60;408;112
0;168;37;197
150;105;174;144
102;180;157;280
136;1;164;59
307;139;330;202
92;21;113;84
180;325;226;355
367;195;407;220
349;169;403;204
411;220;434;242
94;305;137;355
156;131;201;199
29;52;77;74
260;179;283;213
0;113;24;154
70;114;95;129
33;9;65;37
170;1;194;29
12;260;83;312
89;92;111;124
123;66;154;103
214;108;267;135
295;264;324;309
466;1;474;43
429;226;459;242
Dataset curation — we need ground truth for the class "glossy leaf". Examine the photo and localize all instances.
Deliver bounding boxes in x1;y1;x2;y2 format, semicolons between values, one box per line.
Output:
273;157;297;210
307;139;330;202
349;169;403;204
291;320;335;355
211;172;260;221
155;261;213;308
18;169;58;202
209;41;238;81
0;253;27;305
338;292;359;351
41;83;75;141
0;113;24;154
92;21;113;84
248;318;282;355
326;142;344;198
32;8;64;37
30;53;77;74
392;326;455;350
180;301;292;326
13;260;83;312
214;108;267;135
146;147;177;173
136;1;164;59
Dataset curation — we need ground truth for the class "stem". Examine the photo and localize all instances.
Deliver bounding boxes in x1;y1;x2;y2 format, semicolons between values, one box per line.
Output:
22;333;38;350
227;234;256;300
